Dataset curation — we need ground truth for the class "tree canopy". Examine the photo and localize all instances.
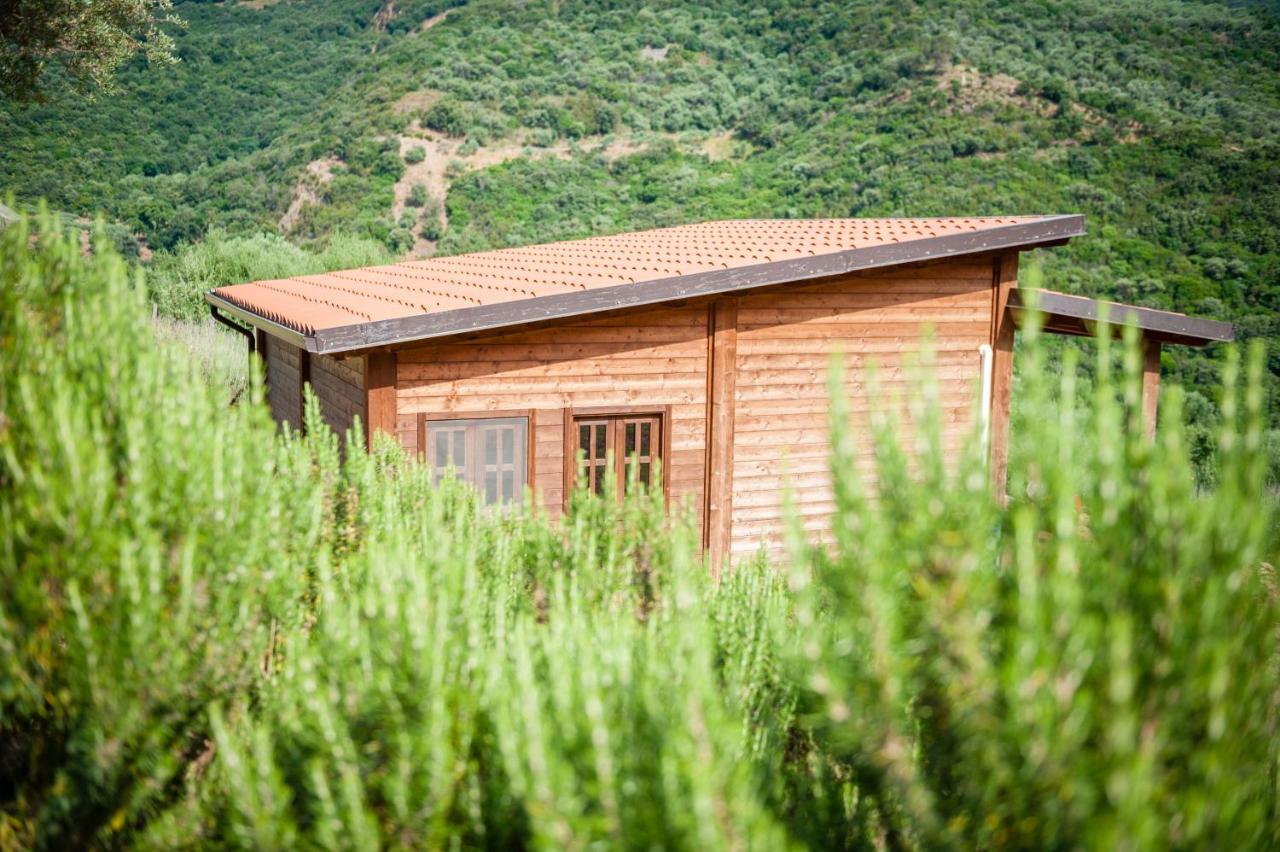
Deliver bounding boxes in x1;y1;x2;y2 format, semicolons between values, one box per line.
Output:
0;0;180;101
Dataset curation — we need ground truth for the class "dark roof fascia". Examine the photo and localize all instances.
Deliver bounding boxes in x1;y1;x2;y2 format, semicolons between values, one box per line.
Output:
1008;289;1234;347
209;215;1086;355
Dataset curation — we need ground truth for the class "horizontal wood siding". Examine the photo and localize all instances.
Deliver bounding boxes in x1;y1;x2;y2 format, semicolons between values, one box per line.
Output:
311;354;366;441
395;306;708;528
729;259;996;558
264;337;303;430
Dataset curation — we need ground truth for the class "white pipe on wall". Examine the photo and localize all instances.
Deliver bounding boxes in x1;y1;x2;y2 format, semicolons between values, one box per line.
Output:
978;344;994;460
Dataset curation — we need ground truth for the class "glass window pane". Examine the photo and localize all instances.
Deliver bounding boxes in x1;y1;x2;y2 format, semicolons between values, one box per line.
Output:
640;422;651;456
592;464;605;496
625;422;636;455
639;461;650;486
594;423;606;457
579;424;591;458
427;417;527;506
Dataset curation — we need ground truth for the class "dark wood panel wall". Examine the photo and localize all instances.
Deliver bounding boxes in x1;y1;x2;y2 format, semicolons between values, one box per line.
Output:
313;353;366;442
260;338;368;442
263;336;304;430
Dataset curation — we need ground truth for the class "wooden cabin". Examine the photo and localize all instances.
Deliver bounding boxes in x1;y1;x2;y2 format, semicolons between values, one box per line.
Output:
208;217;1232;563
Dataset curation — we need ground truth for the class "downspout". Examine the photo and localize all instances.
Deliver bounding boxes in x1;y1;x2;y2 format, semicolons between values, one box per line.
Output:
978;343;994;461
210;304;256;356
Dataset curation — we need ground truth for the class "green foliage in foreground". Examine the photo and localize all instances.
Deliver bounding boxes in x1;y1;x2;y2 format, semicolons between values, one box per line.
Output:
1;213;1277;848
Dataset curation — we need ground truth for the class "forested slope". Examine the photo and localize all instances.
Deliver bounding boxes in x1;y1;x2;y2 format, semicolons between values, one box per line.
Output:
2;0;1278;430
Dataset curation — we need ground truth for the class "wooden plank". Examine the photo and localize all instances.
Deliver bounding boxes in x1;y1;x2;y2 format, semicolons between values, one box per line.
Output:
988;252;1018;497
736;321;991;338
365;351;397;451
1142;338;1161;440
395;374;706;397
431;325;706;346
741;277;994;296
737;337;987;356
400;390;706;412
397;339;709;363
398;356;708;381
734;381;977;404
704;299;737;568
736;307;991;323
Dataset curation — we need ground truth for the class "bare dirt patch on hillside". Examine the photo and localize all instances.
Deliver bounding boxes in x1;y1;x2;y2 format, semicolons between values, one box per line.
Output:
391;130;678;257
392;88;443;115
418;8;457;32
699;132;741;161
280;157;340;234
393;134;453;255
371;0;397;31
937;65;1048;116
936;65;1140;143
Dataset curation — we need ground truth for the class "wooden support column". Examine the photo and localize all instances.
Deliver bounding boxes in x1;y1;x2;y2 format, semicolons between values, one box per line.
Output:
989;251;1019;497
1142;338;1161;440
365;351;397;452
704;298;737;572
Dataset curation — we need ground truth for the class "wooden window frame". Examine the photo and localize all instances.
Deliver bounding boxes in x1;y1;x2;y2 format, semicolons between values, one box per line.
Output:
561;405;673;508
416;409;536;505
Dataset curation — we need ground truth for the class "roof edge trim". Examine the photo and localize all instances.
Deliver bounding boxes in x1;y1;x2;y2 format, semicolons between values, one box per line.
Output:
1008;288;1233;347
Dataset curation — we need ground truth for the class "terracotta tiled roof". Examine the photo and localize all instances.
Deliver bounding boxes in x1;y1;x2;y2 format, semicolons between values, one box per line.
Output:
211;217;1051;337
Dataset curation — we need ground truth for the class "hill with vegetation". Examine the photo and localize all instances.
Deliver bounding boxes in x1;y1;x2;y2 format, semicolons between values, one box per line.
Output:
2;0;1278;436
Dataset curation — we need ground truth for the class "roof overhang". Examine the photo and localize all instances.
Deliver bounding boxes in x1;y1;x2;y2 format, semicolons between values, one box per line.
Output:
1007;289;1233;347
207;215;1086;355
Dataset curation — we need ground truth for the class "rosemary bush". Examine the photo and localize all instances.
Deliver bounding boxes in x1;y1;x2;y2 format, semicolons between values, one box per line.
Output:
1;212;1275;849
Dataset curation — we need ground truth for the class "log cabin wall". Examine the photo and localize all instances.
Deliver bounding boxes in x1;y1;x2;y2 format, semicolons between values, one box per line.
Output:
311;354;366;440
725;256;1001;559
262;337;367;439
394;305;710;533
263;336;303;430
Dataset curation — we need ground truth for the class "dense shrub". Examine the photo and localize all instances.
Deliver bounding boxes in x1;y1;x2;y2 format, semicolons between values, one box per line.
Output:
788;320;1279;847
2;212;1276;848
406;184;429;207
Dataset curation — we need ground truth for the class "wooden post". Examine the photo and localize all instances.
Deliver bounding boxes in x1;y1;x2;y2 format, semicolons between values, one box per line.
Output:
704;298;737;572
989;252;1019;497
365;351;397;451
1142;338;1161;440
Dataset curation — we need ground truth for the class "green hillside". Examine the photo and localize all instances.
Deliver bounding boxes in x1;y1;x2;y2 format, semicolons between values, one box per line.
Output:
2;0;1278;429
